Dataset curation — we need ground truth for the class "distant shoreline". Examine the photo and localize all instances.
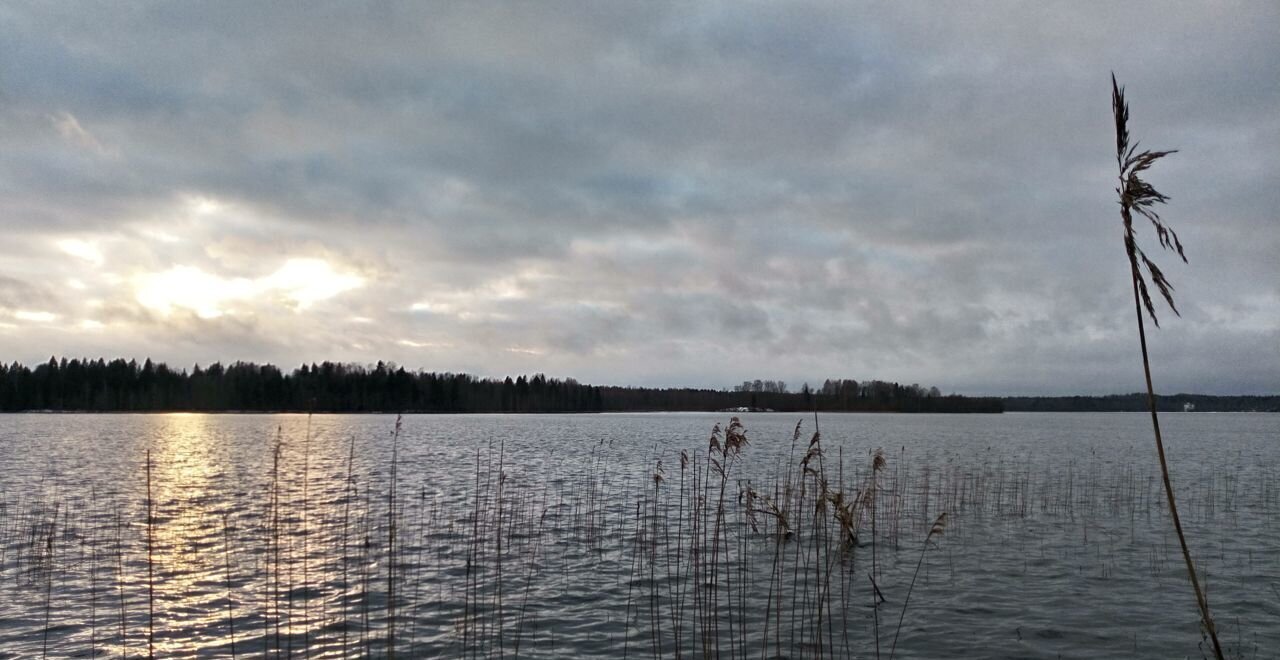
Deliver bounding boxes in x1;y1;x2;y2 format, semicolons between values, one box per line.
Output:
1000;394;1280;413
4;404;1276;415
3;359;1273;414
0;404;1003;414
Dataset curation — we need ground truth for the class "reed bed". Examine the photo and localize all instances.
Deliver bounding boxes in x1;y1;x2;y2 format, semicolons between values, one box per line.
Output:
0;416;1272;658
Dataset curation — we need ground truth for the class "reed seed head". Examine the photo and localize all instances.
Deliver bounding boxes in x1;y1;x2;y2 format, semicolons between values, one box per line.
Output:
1112;73;1183;327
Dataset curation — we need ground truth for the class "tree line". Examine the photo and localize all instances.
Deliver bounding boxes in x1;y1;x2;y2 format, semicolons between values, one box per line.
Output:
1002;394;1279;413
0;357;1002;413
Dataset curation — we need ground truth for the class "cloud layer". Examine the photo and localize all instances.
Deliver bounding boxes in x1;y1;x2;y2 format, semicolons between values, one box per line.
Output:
1;2;1277;394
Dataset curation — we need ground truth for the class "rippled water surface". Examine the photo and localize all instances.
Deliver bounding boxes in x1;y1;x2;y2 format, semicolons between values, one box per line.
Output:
1;412;1278;658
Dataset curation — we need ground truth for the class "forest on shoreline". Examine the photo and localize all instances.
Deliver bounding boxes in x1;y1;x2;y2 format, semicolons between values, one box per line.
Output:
1002;394;1280;413
4;358;1272;415
0;357;1000;414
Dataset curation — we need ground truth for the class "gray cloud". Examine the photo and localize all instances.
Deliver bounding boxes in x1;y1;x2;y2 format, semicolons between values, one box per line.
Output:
1;1;1277;394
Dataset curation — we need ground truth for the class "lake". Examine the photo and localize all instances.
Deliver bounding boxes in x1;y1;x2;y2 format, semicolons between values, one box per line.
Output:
1;412;1276;658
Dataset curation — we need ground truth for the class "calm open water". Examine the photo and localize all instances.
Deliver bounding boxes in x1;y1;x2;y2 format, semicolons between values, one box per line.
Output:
0;412;1277;658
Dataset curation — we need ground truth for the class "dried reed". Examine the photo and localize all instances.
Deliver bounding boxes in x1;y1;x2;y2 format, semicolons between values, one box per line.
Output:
1112;73;1224;660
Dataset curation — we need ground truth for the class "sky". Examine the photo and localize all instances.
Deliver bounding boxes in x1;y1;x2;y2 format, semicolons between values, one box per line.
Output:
1;2;1277;396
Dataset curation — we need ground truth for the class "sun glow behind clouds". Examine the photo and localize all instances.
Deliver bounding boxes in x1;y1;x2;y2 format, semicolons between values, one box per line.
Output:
57;238;104;265
259;259;363;308
135;258;363;318
14;310;58;323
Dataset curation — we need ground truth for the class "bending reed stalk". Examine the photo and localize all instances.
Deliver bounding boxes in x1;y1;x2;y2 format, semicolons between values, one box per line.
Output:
1111;73;1224;660
889;512;947;660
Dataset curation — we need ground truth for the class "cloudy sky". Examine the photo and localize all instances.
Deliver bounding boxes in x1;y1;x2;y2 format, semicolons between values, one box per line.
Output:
1;2;1276;395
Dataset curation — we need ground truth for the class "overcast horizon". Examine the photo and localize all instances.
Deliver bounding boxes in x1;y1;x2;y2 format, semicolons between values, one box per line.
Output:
2;3;1277;397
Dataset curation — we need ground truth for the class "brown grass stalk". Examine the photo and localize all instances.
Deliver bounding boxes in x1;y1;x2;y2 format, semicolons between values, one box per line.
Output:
1112;72;1224;660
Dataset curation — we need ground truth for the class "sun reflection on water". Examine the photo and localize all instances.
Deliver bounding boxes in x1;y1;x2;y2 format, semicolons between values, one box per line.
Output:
146;413;241;654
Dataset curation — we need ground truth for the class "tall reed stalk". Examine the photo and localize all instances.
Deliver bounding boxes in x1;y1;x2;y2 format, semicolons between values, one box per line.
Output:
341;434;356;656
1111;73;1224;660
269;429;283;656
146;450;156;660
889;512;946;660
88;528;97;657
301;409;312;657
223;511;236;658
115;508;128;659
41;502;57;659
387;414;402;659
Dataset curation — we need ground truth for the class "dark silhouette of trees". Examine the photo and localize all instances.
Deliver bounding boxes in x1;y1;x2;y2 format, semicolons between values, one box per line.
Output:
0;358;1001;413
1002;394;1279;413
0;358;599;413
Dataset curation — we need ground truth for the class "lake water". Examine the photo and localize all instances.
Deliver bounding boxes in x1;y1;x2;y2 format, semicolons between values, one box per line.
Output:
0;412;1276;658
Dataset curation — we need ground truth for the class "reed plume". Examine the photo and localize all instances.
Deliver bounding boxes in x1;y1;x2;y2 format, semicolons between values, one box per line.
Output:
1112;72;1223;660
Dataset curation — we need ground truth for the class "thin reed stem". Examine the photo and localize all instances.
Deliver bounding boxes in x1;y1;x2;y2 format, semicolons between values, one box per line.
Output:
146;450;156;660
387;414;401;659
223;512;237;658
301;409;312;657
1112;73;1224;660
889;513;946;660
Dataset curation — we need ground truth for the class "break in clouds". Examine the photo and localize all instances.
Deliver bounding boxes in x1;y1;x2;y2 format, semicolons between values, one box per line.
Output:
0;2;1277;395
